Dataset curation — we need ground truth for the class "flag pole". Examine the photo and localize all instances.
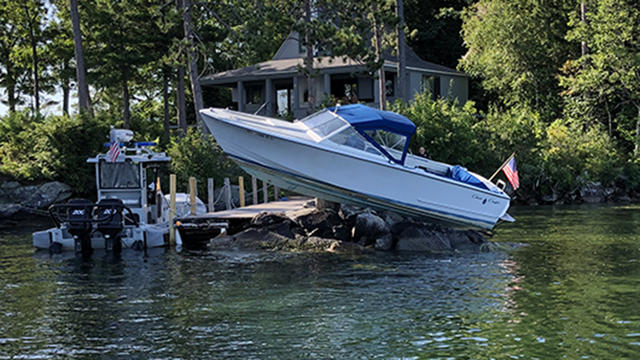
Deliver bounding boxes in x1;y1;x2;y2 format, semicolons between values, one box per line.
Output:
488;152;515;182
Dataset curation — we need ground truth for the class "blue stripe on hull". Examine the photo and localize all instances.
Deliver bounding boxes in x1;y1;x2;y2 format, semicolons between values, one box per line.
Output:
227;153;496;229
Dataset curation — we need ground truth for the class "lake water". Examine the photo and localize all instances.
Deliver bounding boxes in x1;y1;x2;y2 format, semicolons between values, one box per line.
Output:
1;205;639;359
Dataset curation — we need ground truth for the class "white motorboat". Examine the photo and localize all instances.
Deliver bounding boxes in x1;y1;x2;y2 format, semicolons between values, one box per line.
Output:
32;128;204;253
200;104;512;230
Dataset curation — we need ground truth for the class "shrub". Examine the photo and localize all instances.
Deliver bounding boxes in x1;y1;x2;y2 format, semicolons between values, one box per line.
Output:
539;119;620;196
391;93;482;166
166;129;241;196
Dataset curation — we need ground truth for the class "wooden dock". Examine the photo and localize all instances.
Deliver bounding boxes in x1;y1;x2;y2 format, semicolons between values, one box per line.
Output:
174;197;313;244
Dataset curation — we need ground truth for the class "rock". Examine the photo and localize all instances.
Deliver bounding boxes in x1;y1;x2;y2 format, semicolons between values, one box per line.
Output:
374;233;393;251
0;203;22;218
580;181;607;203
210;228;292;251
9;185;39;204
449;230;485;250
338;204;361;221
351;211;389;246
250;212;289;227
22;181;72;209
381;210;404;229
331;224;350;241
0;181;20;190
541;191;558;204
395;226;451;252
292;208;341;238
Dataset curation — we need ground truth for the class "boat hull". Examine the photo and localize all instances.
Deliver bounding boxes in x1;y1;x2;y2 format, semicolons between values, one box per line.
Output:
202;110;510;230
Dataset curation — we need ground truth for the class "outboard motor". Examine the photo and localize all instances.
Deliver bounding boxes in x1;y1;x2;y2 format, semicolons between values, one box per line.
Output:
65;198;94;254
95;199;125;252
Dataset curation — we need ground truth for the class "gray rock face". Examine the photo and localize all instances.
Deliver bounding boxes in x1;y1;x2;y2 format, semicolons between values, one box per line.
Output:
0;203;22;218
374;233;393;251
396;226;452;252
352;211;389;246
23;182;72;209
580;181;613;203
292;208;341;238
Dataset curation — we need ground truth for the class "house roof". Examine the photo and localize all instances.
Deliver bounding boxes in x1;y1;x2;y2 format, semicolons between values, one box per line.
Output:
200;43;465;86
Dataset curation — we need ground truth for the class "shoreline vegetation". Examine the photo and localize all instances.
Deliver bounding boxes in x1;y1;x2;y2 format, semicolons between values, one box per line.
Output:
1;1;639;210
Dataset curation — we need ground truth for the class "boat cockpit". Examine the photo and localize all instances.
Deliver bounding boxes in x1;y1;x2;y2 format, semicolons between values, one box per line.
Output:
298;104;415;165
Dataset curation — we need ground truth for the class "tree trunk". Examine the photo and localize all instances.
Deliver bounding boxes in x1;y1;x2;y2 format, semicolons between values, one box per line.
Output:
304;0;315;112
636;105;640;156
123;78;130;129
163;67;170;141
182;0;205;132
395;0;406;101
62;80;70;116
23;5;40;113
69;0;91;115
581;1;587;57
177;66;187;133
373;9;386;110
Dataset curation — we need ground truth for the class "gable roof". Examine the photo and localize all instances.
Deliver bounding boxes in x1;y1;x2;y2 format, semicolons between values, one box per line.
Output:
200;34;465;86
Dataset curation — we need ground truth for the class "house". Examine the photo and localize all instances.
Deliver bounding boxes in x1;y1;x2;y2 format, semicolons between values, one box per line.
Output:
200;33;468;118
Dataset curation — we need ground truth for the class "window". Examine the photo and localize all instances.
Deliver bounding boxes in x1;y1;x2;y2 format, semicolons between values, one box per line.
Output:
421;75;440;100
302;110;348;138
245;84;264;105
329;127;382;155
100;162;140;189
364;129;407;162
385;72;395;97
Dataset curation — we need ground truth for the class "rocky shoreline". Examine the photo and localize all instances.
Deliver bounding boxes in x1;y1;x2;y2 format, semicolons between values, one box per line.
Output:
207;200;504;254
0;180;71;220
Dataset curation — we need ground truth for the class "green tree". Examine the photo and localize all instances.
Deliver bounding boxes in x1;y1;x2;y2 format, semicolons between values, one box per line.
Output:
561;0;640;155
460;0;577;119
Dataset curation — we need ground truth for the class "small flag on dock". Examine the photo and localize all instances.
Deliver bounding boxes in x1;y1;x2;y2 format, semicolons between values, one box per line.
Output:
502;156;519;190
108;141;120;162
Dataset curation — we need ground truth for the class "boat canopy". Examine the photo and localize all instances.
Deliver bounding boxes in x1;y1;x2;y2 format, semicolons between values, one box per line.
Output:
328;104;415;165
328;104;416;138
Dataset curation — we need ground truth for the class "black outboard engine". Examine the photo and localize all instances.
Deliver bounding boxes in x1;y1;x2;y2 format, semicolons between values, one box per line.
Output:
65;198;94;254
95;199;125;252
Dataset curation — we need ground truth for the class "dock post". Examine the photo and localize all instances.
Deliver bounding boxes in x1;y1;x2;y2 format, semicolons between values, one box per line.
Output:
156;176;163;222
238;176;245;207
189;177;197;215
263;181;268;203
251;176;258;205
169;174;177;245
207;178;214;212
224;177;232;210
274;186;280;202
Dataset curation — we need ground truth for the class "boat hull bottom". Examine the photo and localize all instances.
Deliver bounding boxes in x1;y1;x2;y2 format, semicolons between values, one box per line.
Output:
232;155;494;230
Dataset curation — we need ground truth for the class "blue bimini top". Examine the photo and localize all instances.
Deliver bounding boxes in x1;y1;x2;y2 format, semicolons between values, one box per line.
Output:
329;104;416;138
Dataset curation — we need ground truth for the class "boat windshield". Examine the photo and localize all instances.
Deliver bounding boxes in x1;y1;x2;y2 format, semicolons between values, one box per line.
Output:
328;127;383;156
100;161;140;189
300;110;349;139
363;129;408;163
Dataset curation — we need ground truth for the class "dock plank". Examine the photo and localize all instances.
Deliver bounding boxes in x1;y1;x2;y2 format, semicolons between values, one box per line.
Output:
180;197;313;220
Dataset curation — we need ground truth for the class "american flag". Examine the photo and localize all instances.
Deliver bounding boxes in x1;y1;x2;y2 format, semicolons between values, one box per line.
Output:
502;156;519;190
108;141;120;162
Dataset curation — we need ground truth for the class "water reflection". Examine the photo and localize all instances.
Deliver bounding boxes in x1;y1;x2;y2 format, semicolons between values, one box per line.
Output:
1;205;640;359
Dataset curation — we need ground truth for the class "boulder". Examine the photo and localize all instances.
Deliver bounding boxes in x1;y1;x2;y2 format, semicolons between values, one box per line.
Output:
292;208;341;238
374;233;394;251
580;181;608;203
9;185;39;204
395;226;452;252
449;230;486;250
22;181;72;209
331;224;350;242
0;181;20;190
250;212;290;227
0;203;22;219
381;210;404;229
541;191;559;204
351;211;389;246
